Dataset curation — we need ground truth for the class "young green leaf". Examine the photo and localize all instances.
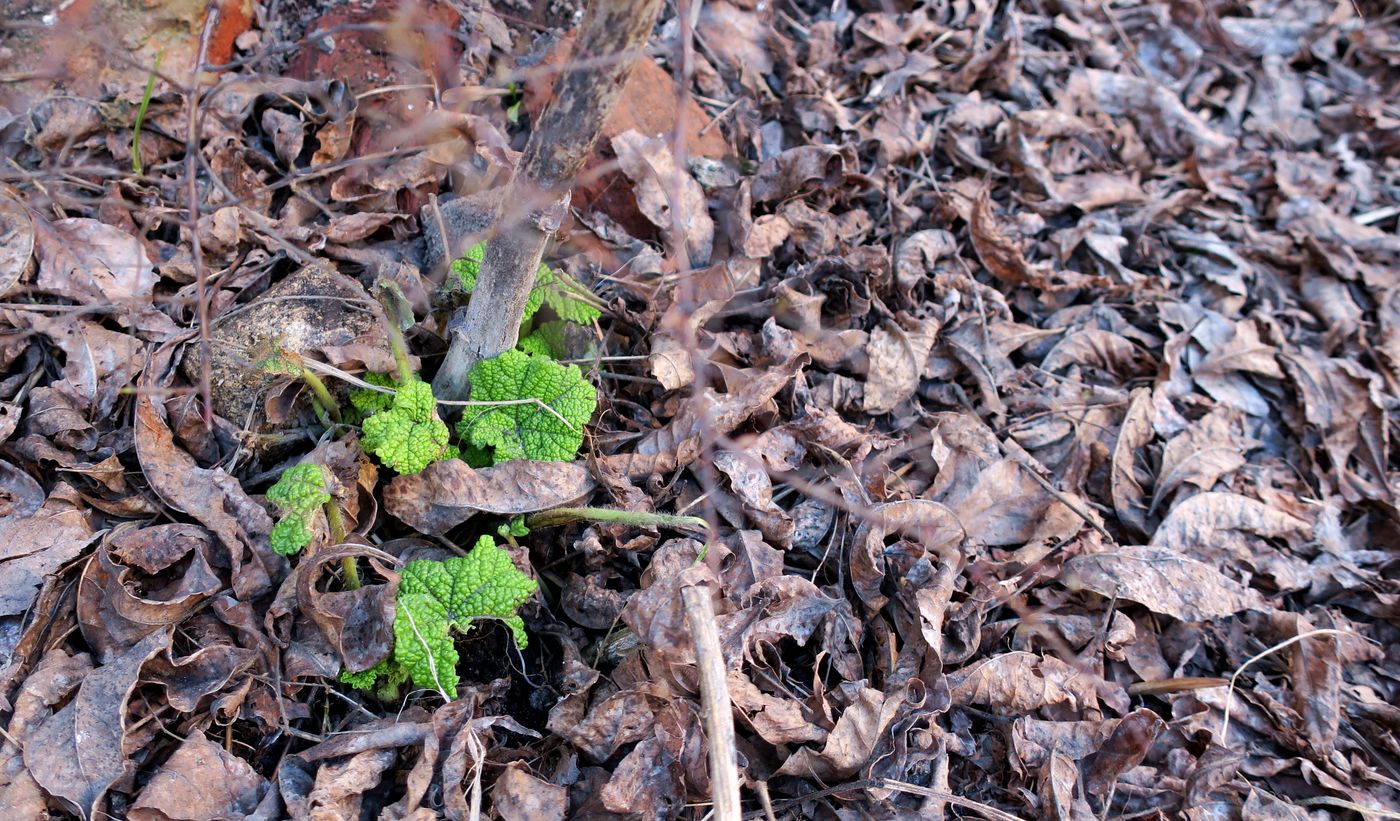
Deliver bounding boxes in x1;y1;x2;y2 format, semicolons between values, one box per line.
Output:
498;516;530;539
518;320;569;359
361;379;454;474
392;536;539;698
339;656;409;700
451;243;599;325
458;350;597;464
349;372;397;417
533;264;601;325
266;463;330;556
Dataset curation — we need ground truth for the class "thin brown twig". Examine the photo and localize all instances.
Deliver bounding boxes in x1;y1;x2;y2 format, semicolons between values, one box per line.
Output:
185;4;218;428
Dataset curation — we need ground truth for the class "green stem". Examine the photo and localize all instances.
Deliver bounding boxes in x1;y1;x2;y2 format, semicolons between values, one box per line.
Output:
323;500;360;590
131;47;164;175
299;367;342;423
375;280;417;384
524;507;709;532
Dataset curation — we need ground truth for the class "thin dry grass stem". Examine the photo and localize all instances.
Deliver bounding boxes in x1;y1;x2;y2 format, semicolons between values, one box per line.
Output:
1218;628;1375;743
752;778;1025;821
681;584;742;821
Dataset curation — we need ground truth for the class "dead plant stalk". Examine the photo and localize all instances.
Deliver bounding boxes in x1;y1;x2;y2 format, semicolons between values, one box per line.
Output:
682;584;743;821
433;0;665;404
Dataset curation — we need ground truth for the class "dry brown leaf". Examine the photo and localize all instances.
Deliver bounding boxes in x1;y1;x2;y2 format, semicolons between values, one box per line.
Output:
612;129;714;266
23;628;172;819
32;218;158;309
295;546;396;674
970;188;1040;287
0;197;34;297
602;355;807;478
492;762;566;821
948;652;1102;716
850;500;963;611
383;459;595;535
1062;546;1267;622
128;730;271;821
1110;388;1154;536
1150;492;1310;564
0;485;100;618
76;536;221;663
135;349;276;601
775;684;911;780
1150;407;1254;515
862;314;938;414
1190;319;1282;417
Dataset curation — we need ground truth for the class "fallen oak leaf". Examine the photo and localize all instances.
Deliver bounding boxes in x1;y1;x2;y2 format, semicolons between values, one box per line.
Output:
384;459;595;535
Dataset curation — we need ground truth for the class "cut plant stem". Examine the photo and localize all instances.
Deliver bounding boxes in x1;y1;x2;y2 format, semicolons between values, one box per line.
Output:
323;501;360;590
433;0;665;404
524;507;710;532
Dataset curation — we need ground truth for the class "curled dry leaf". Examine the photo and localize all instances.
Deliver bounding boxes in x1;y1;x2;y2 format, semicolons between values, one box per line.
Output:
77;535;222;663
850;500;964;611
295;545;396;673
384;459;595;535
0;197;34;297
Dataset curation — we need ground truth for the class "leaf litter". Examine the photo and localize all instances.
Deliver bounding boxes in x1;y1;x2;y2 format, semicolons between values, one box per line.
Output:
0;0;1398;818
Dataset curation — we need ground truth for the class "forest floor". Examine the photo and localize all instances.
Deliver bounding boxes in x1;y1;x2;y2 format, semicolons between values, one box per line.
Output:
0;0;1398;818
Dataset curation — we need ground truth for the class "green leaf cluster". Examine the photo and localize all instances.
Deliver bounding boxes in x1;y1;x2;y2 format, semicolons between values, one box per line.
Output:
349;372;397;418
361;379;455;474
267;463;330;556
450;242;601;328
345;536;538;700
457;350;596;464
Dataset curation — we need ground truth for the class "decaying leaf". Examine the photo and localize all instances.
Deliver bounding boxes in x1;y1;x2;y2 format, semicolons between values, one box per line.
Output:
24;629;172;819
384;459;595;535
128;731;271;821
1063;546;1268;622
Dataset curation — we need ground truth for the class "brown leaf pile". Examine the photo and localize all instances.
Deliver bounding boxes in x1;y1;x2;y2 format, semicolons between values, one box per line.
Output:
0;0;1398;818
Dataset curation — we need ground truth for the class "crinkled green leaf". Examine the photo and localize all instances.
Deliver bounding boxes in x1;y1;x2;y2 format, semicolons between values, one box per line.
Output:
518;320;569;359
361;380;453;474
452;243;598;325
392;536;539;698
266;463;329;556
533;265;601;325
349;372;397;417
339;656;408;701
458;350;596;464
